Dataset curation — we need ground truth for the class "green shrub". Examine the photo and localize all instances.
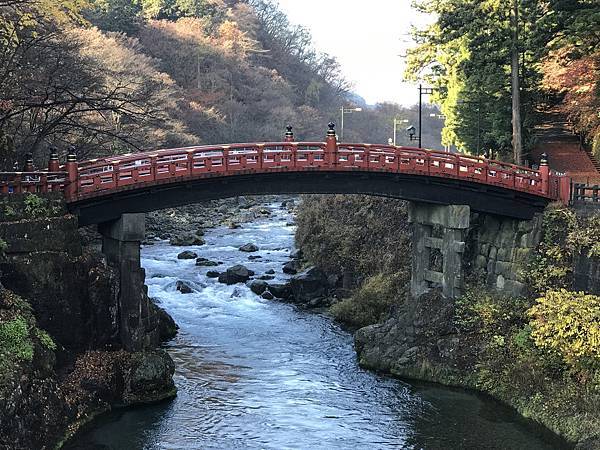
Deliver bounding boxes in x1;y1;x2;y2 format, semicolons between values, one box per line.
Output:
528;290;600;368
526;206;577;293
3;203;16;219
0;316;34;362
23;193;50;218
330;273;405;328
567;213;600;258
454;287;531;335
36;329;57;351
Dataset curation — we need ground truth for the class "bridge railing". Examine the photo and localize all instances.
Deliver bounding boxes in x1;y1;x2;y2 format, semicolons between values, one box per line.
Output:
0;126;571;204
72;142;553;199
0;171;68;194
571;183;600;204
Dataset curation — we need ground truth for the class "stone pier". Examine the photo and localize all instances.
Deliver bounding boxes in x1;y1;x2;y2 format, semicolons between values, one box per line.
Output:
98;213;157;351
408;202;470;299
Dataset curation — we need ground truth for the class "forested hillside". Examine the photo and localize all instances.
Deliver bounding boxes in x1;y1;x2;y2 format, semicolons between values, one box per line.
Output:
406;0;600;160
0;0;443;170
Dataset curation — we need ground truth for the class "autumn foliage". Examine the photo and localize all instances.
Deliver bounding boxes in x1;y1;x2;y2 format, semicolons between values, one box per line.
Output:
529;289;600;367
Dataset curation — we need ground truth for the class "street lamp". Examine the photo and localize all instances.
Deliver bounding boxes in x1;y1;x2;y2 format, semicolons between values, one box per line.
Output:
393;118;409;145
340;106;362;141
406;125;419;145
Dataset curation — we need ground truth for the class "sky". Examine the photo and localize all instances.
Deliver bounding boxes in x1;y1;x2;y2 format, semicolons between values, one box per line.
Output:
276;0;433;107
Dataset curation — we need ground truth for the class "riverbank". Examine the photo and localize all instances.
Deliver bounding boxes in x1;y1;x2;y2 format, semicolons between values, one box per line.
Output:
0;195;177;449
294;196;600;449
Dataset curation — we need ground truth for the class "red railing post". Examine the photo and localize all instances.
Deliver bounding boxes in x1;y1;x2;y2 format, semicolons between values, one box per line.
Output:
285;125;294;142
48;147;60;172
24;153;34;172
559;176;571;204
326;122;337;167
539;152;550;195
65;151;79;200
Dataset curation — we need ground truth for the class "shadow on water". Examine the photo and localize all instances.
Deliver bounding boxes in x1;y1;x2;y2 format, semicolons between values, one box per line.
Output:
65;201;573;450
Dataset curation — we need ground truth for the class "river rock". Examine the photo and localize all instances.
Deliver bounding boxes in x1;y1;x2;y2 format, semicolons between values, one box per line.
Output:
289;267;328;303
206;271;220;278
282;260;301;275
290;248;303;260
176;280;194;294
261;290;274;300
123;350;176;404
218;265;255;285
196;257;218;267
265;269;275;275
259;275;275;281
152;303;179;341
268;283;292;299
239;243;259;252
170;233;205;246
250;280;268;295
177;250;198;260
248;255;262;260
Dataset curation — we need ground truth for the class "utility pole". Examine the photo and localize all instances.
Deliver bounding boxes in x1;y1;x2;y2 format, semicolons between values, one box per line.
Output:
418;85;435;149
511;0;523;164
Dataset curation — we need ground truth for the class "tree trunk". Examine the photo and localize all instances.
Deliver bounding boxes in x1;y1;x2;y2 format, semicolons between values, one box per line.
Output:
511;0;523;165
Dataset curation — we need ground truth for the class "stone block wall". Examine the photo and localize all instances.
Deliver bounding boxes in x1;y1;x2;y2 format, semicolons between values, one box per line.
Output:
573;252;600;295
0;204;161;352
466;212;543;297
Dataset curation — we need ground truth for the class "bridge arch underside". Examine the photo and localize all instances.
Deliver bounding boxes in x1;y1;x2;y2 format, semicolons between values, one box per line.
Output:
70;171;550;226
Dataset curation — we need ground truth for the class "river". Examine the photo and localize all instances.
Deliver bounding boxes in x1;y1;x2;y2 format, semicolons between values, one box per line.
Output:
66;200;569;450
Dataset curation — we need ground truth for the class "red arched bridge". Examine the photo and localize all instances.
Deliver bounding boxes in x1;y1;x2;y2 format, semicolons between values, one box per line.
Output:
0;125;571;225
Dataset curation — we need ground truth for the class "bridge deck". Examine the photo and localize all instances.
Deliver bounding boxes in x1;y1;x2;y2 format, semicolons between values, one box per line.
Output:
0;132;571;224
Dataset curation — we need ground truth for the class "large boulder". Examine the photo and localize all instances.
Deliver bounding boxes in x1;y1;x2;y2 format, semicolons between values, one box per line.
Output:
206;271;220;278
218;265;255;285
282;260;301;275
289;267;328;303
250;280;268;295
239;243;259;253
122;350;176;404
177;250;198;260
170;233;205;246
268;283;292;300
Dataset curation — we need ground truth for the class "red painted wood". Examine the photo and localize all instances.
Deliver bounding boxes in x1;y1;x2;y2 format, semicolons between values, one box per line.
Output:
0;142;570;204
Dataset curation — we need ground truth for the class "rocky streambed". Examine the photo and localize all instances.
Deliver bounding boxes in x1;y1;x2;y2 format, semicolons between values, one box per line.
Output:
65;198;568;450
